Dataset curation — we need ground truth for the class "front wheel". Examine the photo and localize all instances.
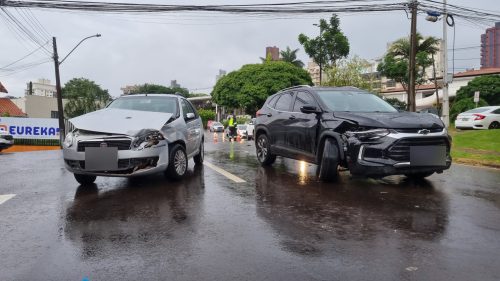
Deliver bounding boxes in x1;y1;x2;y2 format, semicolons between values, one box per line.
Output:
74;174;97;185
166;144;188;180
194;141;204;165
256;134;276;166
317;138;339;182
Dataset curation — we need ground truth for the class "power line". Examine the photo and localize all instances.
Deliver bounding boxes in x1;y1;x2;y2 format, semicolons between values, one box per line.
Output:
0;40;49;70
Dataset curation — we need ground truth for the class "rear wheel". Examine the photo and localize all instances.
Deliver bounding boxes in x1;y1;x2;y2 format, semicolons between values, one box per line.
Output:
405;172;434;179
166;144;188;180
317;138;339;182
194;141;204;165
489;121;499;129
256;134;276;166
74;174;96;185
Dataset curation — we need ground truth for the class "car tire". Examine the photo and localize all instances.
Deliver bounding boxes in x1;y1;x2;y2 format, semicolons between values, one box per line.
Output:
74;174;97;185
489;121;499;129
194;140;204;165
256;134;276;166
317;138;339;182
166;144;188;180
405;172;434;179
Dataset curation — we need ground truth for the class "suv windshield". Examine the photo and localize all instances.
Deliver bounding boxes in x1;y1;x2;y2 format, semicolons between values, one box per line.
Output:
108;96;178;114
316;91;397;113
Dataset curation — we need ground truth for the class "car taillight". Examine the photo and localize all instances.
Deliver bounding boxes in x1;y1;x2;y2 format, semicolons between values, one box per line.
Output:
473;114;485;120
256;110;262;117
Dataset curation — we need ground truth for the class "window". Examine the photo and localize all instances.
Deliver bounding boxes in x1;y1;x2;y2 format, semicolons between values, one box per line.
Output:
316;90;397;113
267;95;279;108
50;111;58;119
181;99;196;120
386;80;396;88
108;96;178;114
492;108;500;114
275;92;293;111
293;92;317;112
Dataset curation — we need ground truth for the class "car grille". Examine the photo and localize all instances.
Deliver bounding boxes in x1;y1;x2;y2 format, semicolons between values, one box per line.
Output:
394;128;443;133
77;139;131;152
387;137;449;162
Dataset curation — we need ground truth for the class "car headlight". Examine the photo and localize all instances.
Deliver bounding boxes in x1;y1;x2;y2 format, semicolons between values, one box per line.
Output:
347;128;390;141
64;132;74;148
133;131;165;148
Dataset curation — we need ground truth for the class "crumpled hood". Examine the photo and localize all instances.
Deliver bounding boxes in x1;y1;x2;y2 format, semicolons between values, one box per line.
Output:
69;108;172;136
333;111;444;129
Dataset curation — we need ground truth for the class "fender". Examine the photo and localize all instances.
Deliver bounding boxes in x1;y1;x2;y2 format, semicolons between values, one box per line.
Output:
316;130;345;164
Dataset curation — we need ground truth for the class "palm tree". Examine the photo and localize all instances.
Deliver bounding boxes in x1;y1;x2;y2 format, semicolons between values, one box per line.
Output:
280;47;305;68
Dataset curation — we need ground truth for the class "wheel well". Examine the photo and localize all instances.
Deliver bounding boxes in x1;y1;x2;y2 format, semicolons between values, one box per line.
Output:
169;140;186;150
316;136;341;164
255;128;266;140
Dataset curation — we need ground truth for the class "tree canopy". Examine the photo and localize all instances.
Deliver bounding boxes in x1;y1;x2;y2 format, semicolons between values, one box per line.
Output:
377;33;440;110
280;47;305;68
130;83;189;98
298;14;349;68
211;61;312;115
62;78;111;118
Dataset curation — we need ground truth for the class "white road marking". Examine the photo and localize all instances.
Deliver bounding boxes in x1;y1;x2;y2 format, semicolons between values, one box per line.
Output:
0;194;16;205
204;161;246;183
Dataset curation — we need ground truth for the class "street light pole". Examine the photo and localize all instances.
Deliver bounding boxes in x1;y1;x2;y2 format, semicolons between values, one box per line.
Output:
408;0;418;112
52;34;101;145
441;0;450;128
313;23;323;86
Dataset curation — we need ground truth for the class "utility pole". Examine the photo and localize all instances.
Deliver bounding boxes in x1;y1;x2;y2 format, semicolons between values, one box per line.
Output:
441;0;450;127
408;0;418;112
52;37;65;146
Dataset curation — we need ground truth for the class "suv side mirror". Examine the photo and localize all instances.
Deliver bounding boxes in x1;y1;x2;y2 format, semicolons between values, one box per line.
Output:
300;105;320;114
186;112;195;119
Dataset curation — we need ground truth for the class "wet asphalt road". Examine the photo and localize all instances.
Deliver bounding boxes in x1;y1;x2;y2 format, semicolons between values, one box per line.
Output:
1;133;500;281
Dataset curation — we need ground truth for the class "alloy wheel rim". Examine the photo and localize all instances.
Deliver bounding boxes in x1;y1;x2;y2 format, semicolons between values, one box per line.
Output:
174;150;187;175
257;137;267;161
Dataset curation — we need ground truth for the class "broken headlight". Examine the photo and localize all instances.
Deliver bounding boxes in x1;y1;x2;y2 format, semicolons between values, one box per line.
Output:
133;131;165;148
347;128;390;141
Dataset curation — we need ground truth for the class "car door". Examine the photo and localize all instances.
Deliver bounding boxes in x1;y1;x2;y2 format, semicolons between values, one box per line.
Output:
268;91;294;148
180;99;202;156
287;91;320;156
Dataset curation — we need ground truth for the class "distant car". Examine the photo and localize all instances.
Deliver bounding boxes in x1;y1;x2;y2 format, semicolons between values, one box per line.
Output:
209;122;224;132
236;124;248;139
0;130;14;152
455;106;500;130
246;119;256;140
63;94;204;185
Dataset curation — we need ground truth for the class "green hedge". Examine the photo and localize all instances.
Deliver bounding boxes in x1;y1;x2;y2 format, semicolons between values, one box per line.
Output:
14;139;60;146
197;109;216;129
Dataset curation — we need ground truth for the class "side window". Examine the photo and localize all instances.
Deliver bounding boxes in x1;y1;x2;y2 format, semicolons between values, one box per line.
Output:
181;99;196;121
293;92;317;112
493;108;500;114
275;92;294;111
267;95;279;109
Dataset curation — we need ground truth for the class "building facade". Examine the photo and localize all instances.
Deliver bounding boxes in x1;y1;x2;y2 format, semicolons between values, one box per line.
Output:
11;95;68;118
25;78;57;98
481;22;500;68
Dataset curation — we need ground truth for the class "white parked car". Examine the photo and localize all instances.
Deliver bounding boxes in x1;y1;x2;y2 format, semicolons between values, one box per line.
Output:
63;94;204;185
455;106;500;130
0;130;14;152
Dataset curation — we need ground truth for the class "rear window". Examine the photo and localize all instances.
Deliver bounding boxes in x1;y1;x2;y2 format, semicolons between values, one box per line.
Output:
237;125;247;130
464;108;490;113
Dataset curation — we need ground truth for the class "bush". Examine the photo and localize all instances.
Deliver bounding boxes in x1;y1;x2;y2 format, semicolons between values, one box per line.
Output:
197;109;216;129
450;98;488;121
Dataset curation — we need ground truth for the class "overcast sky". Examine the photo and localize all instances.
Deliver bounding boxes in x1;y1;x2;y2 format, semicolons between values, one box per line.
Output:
1;0;497;97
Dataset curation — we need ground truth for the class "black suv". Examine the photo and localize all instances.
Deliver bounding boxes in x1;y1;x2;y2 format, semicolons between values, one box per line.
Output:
254;86;452;181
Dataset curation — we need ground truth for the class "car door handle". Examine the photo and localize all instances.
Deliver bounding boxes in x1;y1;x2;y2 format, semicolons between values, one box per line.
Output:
267;113;272;117
289;115;296;120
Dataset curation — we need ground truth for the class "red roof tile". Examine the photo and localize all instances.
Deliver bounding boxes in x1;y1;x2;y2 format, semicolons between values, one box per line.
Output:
0;98;26;117
454;68;500;78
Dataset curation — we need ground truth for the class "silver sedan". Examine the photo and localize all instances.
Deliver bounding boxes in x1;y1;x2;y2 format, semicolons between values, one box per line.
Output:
63;94;204;185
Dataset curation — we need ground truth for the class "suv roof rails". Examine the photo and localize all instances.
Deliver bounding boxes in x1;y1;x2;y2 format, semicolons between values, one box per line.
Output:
277;85;311;92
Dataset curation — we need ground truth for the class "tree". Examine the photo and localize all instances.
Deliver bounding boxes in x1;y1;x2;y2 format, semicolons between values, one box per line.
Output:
323;56;375;91
377;33;440;110
130;83;189;98
62;78;111;118
298;14;350;83
211;61;312;115
280;47;304;68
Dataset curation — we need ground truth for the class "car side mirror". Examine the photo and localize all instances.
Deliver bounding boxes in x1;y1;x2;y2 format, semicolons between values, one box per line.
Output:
300;105;320;114
186;112;195;119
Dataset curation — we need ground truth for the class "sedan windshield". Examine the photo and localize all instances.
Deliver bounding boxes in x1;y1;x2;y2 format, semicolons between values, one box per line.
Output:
316;91;397;113
107;96;178;114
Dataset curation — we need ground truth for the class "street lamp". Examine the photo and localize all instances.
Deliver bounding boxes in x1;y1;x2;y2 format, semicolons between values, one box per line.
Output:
52;34;101;145
313;23;323;86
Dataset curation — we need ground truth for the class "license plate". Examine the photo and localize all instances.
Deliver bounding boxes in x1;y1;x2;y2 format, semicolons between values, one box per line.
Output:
85;147;118;171
462;118;469;121
410;146;446;166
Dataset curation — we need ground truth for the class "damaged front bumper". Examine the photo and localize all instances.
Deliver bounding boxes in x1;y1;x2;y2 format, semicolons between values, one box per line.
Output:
63;132;169;177
344;129;452;177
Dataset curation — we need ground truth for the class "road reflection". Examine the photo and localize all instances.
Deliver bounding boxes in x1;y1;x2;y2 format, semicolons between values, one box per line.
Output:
64;166;205;259
255;166;449;256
